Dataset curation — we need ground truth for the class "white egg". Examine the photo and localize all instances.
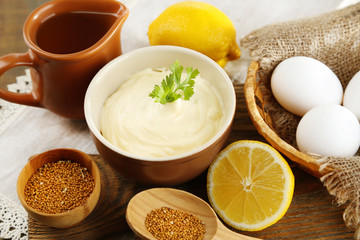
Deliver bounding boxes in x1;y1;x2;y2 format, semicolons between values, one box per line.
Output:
271;56;343;116
343;70;360;121
296;104;360;157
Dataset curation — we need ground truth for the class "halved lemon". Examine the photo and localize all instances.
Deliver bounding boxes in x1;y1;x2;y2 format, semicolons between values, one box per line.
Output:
207;140;295;231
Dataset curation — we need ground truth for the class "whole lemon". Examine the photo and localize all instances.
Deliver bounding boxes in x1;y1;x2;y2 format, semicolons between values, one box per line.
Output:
148;1;241;67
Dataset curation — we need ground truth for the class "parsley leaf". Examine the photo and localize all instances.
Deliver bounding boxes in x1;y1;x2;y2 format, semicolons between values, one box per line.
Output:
149;60;199;104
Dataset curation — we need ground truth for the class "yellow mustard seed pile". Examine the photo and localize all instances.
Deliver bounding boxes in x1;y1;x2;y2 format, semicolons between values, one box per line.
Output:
145;207;205;240
24;160;95;214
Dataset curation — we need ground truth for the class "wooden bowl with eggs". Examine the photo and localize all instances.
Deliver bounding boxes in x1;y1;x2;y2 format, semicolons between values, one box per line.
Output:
242;4;360;178
244;56;360;178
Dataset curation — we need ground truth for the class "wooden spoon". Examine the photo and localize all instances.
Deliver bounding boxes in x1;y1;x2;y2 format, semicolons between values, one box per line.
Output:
126;188;259;240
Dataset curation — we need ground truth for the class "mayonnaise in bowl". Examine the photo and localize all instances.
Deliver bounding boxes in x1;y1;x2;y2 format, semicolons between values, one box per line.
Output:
100;66;226;158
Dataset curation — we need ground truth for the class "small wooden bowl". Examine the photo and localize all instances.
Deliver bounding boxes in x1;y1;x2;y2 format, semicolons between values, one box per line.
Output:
17;148;101;229
244;61;322;177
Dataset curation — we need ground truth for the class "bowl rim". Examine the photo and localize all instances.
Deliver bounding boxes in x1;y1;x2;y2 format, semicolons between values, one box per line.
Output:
84;45;236;162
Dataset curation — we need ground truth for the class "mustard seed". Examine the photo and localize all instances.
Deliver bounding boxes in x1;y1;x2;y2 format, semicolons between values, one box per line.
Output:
24;160;95;214
145;207;205;240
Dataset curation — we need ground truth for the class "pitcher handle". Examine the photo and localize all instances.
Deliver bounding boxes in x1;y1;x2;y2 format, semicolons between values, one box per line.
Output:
0;51;41;107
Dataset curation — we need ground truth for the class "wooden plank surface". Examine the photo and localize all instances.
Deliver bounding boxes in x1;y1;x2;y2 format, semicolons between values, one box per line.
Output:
0;0;48;88
28;85;355;239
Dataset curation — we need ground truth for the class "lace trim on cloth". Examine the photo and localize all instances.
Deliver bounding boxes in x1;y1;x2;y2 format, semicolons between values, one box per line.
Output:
0;69;33;135
0;194;28;240
0;69;32;240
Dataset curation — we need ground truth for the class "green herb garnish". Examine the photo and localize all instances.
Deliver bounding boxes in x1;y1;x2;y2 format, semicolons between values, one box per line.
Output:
149;60;199;104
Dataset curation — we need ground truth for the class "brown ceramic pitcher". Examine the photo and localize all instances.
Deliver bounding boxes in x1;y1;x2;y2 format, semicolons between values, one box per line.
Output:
0;0;128;119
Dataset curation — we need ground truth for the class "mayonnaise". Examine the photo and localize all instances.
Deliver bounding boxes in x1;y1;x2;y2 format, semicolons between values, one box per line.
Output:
100;67;226;158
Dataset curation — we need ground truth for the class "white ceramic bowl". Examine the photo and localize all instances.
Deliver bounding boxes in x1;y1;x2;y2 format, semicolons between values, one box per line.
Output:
84;46;236;185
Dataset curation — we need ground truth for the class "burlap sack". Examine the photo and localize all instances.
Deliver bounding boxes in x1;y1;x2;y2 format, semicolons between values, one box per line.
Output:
240;3;360;238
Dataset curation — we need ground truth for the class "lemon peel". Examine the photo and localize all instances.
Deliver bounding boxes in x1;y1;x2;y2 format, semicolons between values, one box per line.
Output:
148;1;241;67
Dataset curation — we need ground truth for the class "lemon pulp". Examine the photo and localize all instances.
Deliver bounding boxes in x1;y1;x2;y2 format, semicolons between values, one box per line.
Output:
207;140;295;231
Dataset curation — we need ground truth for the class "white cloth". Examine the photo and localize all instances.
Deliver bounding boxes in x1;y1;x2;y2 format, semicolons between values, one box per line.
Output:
0;0;355;239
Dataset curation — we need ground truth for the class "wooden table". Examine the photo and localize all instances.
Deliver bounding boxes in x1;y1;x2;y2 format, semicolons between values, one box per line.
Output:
0;0;356;239
26;85;355;239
